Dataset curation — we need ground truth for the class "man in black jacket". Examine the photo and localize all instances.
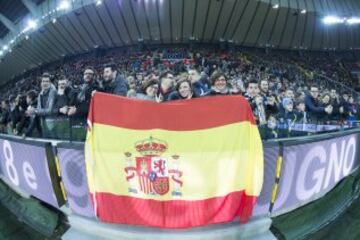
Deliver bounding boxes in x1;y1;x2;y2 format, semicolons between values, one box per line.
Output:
68;67;99;119
53;75;76;116
9;95;22;133
304;85;332;123
102;63;128;96
21;90;42;137
329;89;342;121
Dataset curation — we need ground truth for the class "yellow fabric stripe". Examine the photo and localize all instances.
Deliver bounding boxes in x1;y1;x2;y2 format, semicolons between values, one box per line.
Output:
85;122;263;201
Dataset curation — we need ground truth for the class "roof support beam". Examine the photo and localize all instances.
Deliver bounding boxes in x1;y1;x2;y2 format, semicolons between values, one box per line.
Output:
21;0;39;17
0;14;16;33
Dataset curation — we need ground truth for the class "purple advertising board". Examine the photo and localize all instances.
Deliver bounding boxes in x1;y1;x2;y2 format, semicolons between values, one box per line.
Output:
57;142;95;218
0;134;65;208
272;132;360;216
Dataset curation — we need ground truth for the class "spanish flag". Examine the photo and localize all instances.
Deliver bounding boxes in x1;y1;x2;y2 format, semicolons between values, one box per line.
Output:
85;93;263;228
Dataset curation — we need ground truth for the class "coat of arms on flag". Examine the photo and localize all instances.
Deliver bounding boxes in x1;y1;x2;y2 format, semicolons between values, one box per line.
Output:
124;136;183;197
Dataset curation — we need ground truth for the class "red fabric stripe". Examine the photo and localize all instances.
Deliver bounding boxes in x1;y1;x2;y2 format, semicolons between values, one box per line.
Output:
88;93;256;131
91;191;257;228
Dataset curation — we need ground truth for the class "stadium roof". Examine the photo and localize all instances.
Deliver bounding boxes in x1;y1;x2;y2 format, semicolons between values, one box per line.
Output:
0;0;360;84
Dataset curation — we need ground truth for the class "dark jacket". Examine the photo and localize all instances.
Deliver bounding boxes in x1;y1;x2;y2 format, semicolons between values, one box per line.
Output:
277;110;298;138
262;127;278;140
0;108;10;125
207;88;234;97
243;93;260;114
10;105;23;130
22;100;42;137
294;110;308;124
192;77;210;97
304;94;325;122
53;87;76;116
340;99;351;120
158;86;175;101
102;75;128;96
318;102;332;124
278;110;297;124
167;91;198;101
265;104;279;118
330;97;341;121
74;80;99;118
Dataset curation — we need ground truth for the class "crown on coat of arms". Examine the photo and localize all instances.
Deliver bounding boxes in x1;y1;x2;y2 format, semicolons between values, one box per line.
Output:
135;136;168;156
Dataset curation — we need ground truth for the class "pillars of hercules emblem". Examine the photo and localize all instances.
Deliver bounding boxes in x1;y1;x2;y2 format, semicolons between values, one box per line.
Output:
124;152;137;194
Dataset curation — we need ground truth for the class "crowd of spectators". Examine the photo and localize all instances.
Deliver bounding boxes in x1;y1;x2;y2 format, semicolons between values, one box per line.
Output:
0;44;360;140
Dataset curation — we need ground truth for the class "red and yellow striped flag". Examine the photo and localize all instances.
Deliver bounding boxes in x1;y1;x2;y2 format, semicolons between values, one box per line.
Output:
85;93;263;228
